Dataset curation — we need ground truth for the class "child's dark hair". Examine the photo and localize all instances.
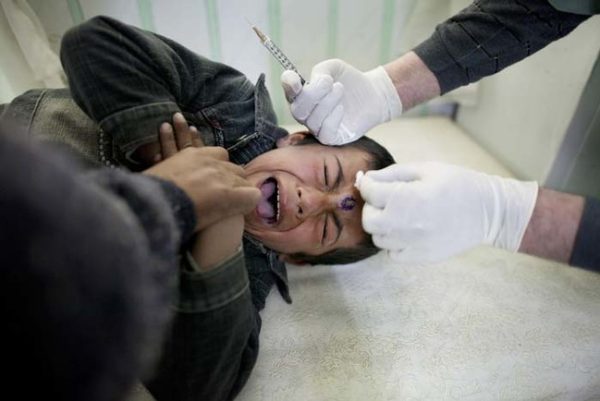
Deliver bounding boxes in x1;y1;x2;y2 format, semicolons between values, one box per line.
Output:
289;133;395;265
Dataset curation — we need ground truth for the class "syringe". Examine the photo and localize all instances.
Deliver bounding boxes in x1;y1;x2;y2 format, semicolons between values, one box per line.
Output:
251;24;306;85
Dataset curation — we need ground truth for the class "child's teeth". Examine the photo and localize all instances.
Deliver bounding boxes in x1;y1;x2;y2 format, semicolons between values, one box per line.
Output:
276;189;280;221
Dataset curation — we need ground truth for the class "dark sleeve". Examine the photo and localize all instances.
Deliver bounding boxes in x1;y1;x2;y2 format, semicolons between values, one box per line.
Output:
59;16;254;158
569;197;600;272
145;250;260;401
84;170;197;376
413;0;590;94
86;170;196;266
0;133;196;400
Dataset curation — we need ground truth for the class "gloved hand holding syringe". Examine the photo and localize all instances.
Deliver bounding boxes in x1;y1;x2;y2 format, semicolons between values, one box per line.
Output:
251;23;361;142
250;22;402;145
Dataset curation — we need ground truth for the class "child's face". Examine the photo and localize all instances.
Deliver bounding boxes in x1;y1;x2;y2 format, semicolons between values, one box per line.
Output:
243;133;371;261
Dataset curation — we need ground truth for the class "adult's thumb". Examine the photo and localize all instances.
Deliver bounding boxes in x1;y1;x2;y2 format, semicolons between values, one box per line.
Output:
230;187;261;216
365;163;422;183
281;70;303;103
356;173;397;209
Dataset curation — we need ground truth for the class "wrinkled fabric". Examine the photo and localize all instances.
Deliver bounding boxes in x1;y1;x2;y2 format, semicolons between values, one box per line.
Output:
413;0;590;94
0;132;194;401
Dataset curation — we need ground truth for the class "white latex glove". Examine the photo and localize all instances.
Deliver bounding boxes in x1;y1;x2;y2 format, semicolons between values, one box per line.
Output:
355;162;539;264
281;59;402;145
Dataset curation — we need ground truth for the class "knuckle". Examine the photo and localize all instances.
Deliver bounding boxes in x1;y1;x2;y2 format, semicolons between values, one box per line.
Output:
204;146;228;160
180;146;194;155
216;147;229;159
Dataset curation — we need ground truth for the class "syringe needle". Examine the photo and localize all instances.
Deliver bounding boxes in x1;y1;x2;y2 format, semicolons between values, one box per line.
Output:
251;26;268;43
244;17;267;42
249;23;306;84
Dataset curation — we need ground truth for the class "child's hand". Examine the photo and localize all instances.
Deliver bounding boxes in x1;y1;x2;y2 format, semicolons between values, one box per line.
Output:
133;112;203;166
157;112;204;161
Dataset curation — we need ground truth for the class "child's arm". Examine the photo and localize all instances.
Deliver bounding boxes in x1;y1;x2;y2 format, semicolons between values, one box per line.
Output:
60;16;253;165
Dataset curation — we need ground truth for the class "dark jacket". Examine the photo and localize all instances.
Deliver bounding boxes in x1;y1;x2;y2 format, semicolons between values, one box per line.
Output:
0;130;196;401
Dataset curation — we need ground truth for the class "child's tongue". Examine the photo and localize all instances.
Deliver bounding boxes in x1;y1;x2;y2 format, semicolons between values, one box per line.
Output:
257;179;276;219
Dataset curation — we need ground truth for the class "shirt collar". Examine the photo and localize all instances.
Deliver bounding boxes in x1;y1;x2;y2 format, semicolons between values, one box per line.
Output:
243;234;292;304
253;74;288;143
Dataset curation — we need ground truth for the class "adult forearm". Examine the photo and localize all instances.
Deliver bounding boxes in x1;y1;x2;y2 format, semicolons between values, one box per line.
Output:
383;51;441;111
519;188;584;263
190;215;245;271
88;169;196;265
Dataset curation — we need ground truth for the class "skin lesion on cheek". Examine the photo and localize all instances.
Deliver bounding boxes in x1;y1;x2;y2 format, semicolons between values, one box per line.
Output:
340;196;357;211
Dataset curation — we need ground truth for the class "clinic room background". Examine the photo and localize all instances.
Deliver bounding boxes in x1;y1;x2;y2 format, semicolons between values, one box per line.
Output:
2;1;600;400
1;0;598;188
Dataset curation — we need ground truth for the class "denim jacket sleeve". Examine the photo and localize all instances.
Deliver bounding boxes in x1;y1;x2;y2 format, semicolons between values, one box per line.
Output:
59;15;255;163
145;250;259;401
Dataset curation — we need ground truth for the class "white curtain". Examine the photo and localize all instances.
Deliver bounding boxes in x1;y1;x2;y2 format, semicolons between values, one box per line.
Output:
0;0;64;88
11;0;479;115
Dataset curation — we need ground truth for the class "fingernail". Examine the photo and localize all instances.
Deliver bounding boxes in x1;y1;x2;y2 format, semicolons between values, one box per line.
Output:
173;112;184;122
153;153;162;162
189;126;197;132
160;122;172;132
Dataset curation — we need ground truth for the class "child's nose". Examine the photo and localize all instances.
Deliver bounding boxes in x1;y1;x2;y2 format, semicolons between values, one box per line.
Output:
296;187;345;218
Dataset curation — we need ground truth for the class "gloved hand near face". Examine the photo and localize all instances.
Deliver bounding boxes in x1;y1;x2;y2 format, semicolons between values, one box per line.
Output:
281;59;403;145
355;162;539;264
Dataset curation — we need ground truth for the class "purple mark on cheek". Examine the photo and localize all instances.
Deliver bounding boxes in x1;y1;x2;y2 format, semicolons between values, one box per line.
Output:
340;196;356;211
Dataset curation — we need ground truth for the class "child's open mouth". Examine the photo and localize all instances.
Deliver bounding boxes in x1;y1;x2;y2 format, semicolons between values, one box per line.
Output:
257;177;280;225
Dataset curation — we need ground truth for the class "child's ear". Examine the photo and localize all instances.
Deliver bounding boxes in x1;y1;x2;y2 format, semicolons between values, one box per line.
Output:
279;253;309;266
276;131;308;148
